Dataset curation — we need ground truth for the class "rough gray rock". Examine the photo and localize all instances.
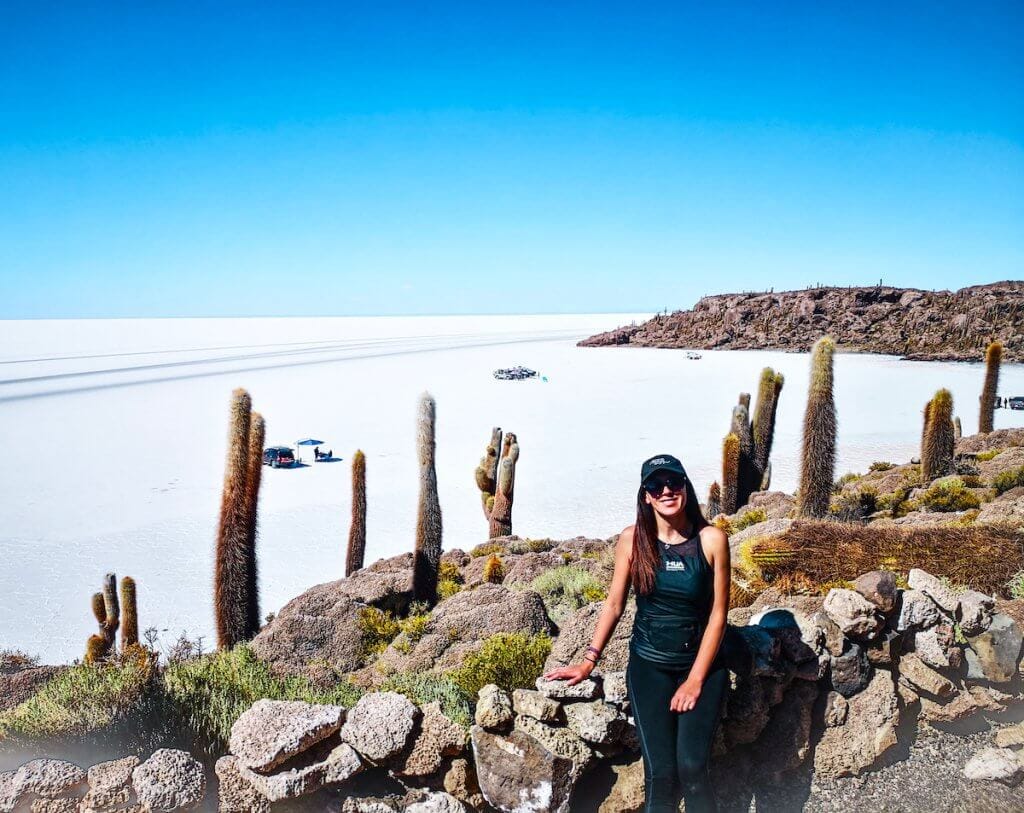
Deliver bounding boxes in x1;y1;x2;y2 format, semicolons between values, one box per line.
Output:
132;749;205;812
535;676;601;701
236;739;363;802
11;760;87;801
813;669;900;778
597;758;644;813
511;689;563;723
830;642;872;697
404;792;468;813
896;589;944;632
898;653;956;698
958;590;995;636
908;569;960;615
601;671;628;705
470;725;574;813
82;756;139;811
393;701;467;778
340;691;420;762
563;701;626;745
823;588;884;639
963;747;1023;786
475;684;513;731
965;613;1024;683
976;486;1024;525
229;699;346;772
514;714;595;778
853;571;898;613
911;625;958;669
214;756;270;813
544;601;636;673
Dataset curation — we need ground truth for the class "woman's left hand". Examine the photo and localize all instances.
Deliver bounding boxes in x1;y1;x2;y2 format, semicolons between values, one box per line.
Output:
670;676;703;713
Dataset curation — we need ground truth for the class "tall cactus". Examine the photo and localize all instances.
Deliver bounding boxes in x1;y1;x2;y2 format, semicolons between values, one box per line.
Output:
979;340;1003;434
921;389;955;482
706;481;722;518
346;450;367;577
413;393;443;606
721;434;740;515
102;572;120;646
120;576;138;650
215;388;253;649
731;403;757;507
797;337;837;518
954;416;962;441
243;412;265;636
752;368;784;477
490;434;519;538
474;428;503;519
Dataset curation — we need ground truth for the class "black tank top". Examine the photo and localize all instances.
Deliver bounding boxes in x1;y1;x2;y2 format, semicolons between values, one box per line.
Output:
630;530;715;667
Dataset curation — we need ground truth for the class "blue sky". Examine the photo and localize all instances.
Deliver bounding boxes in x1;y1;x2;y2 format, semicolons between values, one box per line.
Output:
1;2;1021;318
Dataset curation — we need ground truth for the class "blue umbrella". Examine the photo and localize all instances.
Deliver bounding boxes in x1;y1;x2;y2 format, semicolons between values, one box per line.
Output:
295;438;326;462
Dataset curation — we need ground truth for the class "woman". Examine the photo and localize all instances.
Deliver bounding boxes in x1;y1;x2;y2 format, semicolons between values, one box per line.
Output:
543;453;730;813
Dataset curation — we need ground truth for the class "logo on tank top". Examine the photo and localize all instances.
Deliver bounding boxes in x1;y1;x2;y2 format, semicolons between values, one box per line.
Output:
664;560;686;571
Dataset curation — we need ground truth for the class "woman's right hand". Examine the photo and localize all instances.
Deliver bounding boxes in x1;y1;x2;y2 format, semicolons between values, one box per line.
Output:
542;660;595;686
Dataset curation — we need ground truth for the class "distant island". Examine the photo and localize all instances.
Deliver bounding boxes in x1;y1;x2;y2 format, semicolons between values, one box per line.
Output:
579;281;1023;362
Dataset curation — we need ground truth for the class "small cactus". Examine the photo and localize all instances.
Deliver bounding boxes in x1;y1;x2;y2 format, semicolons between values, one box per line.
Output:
979;340;1003;434
752;368;784;481
483;552;505;584
413;393;443;606
85;634;109;665
721;433;740;515
120;576;138;650
921;389;955;481
346;450;367;577
797;337;837;518
706;481;722;518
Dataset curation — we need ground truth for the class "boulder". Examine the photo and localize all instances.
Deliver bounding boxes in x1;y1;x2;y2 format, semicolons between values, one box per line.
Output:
908;569;960;615
976;486;1024;525
132;750;205;812
513;714;595;778
83;756;139;811
746;679;819;778
898;653;956;698
375;584;555;675
405;792;468;813
236;738;362;802
393;702;467;778
475;684;513;731
442;758;485;811
744;490;797;519
502;552;563;586
963;748;1023;786
512;689;563;723
830;642;872;698
958;590;996;636
214;756;270;813
602;671;628;705
920;685;1011;724
12;760;86;801
535;676;601;701
0;664;62;712
823;589;883;639
995;723;1024;748
724;625;785;678
853;571;898;613
470;726;574;813
977;447;1024;482
728;518;793;555
965;613;1024;683
563;701;626;745
544;601;636;673
229;699;346;772
340;692;420;762
865;630;902;667
0;771;14;812
597;758;644;813
896;591;945;636
813;669;899;778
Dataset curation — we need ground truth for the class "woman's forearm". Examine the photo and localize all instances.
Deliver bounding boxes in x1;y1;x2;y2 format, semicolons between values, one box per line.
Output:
686;610;726;684
586;599;624;658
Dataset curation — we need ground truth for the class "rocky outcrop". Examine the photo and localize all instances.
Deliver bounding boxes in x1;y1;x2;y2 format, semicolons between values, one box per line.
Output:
578;281;1024;362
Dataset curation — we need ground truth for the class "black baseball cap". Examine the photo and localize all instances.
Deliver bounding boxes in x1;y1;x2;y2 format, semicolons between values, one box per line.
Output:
640;454;688;485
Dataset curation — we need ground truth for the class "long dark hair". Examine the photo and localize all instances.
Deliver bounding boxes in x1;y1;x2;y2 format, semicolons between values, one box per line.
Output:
630;474;709;595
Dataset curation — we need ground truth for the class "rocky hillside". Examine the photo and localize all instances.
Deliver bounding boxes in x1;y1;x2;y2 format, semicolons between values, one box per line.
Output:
580;281;1024;361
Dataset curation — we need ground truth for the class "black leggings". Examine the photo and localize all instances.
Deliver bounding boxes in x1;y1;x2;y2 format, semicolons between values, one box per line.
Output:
626;651;728;813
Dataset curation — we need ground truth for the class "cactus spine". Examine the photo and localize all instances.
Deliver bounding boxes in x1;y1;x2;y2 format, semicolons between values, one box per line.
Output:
215;388;253;649
921;389;955;481
706;481;722;518
721;434;740;515
346;450;367;577
797;336;837;518
243;412;264;636
413;393;443;606
979;340;1003;433
120;576;138;649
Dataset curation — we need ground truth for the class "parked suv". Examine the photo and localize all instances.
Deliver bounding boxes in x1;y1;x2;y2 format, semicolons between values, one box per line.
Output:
263;446;296;468
1010;397;1024;411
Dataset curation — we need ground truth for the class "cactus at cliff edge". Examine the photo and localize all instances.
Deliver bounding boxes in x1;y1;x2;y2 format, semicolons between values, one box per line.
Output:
921;389;955;482
346;450;367;577
215;388;253;649
120;576;138;649
721;434;740;515
101;572;120;646
706;481;722;518
979;340;1003;434
489;433;520;538
413;393;443;606
752;368;784;480
797;337;837;518
242;411;265;637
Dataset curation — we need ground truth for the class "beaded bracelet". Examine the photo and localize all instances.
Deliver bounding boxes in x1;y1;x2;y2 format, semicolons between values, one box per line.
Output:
585;645;601;658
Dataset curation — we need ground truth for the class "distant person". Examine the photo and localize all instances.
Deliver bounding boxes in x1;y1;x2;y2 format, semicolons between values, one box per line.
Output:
544;455;730;812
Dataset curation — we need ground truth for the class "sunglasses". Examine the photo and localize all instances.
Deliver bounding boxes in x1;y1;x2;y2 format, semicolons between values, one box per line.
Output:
643;474;687;495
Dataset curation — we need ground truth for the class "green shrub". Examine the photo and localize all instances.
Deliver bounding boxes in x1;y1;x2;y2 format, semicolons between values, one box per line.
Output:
829;487;879;521
448;632;551;697
470;541;505;558
509;538;555;554
531;566;607;613
976;449;1003;462
377;671;473;729
399;613;431;645
438;561;463;583
0;647;156;739
163;645;362;746
357;607;401;659
960;474;984;488
992;465;1024;495
833;472;863;491
869;461;895;472
733;508;768;531
437;579;462;601
1008;571;1024;600
917;478;982;512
